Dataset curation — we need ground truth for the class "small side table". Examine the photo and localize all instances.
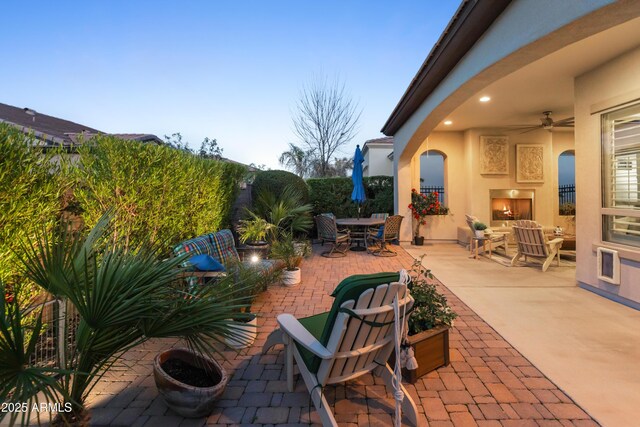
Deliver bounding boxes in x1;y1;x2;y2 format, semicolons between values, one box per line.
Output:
469;236;492;259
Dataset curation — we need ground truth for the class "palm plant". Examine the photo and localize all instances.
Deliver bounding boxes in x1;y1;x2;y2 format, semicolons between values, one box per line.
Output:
0;212;257;425
251;185;313;240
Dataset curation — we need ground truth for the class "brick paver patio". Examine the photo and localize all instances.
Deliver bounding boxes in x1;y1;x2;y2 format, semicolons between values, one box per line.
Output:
85;245;599;426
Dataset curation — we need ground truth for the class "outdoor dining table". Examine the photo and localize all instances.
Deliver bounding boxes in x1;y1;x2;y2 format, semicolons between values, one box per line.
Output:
335;217;385;251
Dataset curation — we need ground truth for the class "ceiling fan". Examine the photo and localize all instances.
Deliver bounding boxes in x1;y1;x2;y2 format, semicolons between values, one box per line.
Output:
505;111;574;133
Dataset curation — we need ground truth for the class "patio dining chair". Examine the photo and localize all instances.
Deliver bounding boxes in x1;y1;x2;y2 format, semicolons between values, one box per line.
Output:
262;272;420;427
315;215;351;258
367;215;403;256
511;220;563;272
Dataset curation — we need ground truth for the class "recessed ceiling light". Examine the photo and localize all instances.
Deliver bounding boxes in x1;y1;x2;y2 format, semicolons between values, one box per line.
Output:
443;120;453;125
479;96;491;103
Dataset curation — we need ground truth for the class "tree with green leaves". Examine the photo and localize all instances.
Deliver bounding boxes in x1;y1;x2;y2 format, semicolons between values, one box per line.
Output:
279;143;313;178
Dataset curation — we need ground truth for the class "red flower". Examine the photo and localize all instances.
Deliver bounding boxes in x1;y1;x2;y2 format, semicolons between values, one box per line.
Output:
408;203;413;209
422;209;426;214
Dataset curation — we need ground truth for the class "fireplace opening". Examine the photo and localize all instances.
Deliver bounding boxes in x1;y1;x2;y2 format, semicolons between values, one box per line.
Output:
489;189;535;226
491;198;532;221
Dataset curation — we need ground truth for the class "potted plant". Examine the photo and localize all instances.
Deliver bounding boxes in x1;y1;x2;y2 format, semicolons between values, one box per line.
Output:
401;255;457;383
237;216;273;247
270;233;303;286
0;212;258;424
473;221;488;238
408;188;449;245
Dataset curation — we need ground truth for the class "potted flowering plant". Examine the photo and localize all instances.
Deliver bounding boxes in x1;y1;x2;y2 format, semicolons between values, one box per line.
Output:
408;189;449;245
402;255;457;383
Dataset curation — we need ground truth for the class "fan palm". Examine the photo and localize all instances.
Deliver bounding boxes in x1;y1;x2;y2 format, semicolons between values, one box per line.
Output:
1;212;257;425
252;185;313;240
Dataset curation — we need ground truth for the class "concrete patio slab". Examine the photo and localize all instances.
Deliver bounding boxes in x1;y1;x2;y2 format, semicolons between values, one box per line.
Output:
404;242;640;427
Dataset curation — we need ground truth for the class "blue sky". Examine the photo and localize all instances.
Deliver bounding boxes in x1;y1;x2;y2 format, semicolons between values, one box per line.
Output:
0;1;460;169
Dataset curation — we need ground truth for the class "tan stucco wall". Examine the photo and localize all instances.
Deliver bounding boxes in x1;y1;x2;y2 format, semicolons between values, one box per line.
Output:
412;132;465;241
392;0;639;244
575;45;640;304
400;130;575;242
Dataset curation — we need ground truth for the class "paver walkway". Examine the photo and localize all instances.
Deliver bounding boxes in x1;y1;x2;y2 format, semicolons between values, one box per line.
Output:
85;246;599;426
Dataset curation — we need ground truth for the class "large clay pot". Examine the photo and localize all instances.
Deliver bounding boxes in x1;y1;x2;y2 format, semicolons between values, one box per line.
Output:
282;267;301;287
153;348;228;418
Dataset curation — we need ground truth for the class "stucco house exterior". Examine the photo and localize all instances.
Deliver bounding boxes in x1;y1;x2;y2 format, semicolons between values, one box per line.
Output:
362;136;394;177
383;0;640;308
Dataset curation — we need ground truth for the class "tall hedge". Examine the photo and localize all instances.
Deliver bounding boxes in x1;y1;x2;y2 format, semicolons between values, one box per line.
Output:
0;124;64;287
307;175;394;218
252;170;309;202
71;136;246;255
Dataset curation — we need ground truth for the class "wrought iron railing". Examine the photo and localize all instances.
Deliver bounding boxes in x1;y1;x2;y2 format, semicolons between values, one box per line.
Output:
420;186;445;204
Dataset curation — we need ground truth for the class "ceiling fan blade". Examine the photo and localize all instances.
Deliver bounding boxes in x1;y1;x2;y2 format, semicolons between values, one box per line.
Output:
553;123;574;128
519;127;544;134
553;117;575;125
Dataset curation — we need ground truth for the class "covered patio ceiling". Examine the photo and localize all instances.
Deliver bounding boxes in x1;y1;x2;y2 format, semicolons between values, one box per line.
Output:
433;15;640;132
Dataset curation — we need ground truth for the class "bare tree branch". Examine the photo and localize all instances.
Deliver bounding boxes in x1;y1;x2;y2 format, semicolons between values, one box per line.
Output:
292;76;361;177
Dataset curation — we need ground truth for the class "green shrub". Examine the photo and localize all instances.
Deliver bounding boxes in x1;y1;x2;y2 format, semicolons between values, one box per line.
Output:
0;124;64;290
252;170;309;203
71;135;245;256
307;175;394;218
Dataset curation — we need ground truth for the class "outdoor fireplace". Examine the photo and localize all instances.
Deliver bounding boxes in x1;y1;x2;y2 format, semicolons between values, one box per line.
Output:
490;189;535;227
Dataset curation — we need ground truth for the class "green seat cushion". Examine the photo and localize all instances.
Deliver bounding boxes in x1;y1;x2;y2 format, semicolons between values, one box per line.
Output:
295;311;331;373
298;272;400;374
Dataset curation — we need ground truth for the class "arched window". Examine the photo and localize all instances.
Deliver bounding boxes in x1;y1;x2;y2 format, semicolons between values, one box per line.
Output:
420;150;446;204
558;150;575;215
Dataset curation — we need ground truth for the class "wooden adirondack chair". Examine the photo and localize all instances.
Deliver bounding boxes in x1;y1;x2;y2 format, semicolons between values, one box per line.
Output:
511;220;563;272
262;272;422;427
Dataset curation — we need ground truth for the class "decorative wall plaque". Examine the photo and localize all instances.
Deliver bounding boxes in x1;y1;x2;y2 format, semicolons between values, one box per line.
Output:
479;136;509;175
516;144;544;183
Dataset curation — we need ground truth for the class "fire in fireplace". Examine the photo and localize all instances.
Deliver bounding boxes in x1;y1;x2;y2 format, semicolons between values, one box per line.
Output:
489;189;535;226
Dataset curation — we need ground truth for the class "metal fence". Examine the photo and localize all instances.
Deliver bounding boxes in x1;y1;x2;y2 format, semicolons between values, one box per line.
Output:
420;186;445;204
559;184;576;205
25;299;80;370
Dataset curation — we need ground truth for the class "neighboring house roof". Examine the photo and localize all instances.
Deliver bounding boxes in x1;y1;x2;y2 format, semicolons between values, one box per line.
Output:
0;102;101;147
362;136;394;154
111;133;164;144
0;102;162;147
381;0;511;135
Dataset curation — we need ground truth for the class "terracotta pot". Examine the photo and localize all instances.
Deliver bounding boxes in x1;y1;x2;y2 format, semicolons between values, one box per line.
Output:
153;348;228;418
282;267;301;286
414;236;425;246
224;315;258;349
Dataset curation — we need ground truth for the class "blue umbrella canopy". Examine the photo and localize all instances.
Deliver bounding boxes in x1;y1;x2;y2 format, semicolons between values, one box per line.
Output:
351;145;366;206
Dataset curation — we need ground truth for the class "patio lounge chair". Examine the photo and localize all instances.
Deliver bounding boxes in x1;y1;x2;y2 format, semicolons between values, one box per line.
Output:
263;272;420;427
315;215;351;258
367;215;403;256
465;214;508;255
511;220;563;272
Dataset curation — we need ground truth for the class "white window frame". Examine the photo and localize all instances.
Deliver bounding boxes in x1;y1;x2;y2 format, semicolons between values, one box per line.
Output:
601;101;640;248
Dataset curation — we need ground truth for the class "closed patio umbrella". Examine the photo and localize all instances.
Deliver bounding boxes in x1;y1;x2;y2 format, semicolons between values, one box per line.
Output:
351;144;366;218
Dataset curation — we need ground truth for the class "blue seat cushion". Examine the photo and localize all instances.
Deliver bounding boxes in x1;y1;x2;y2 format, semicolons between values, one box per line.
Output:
376;227;385;238
188;254;226;272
